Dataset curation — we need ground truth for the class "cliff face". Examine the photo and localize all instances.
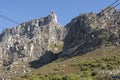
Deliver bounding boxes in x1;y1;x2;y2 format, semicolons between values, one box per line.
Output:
0;11;66;66
0;7;120;66
0;6;120;79
60;7;120;57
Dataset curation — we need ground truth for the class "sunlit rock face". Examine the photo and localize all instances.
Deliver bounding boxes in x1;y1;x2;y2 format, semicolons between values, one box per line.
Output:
0;12;66;66
0;7;120;67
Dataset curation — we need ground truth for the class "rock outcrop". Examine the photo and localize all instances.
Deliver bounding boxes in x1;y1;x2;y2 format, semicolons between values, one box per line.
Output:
0;7;120;66
60;6;120;57
0;11;66;66
0;6;120;79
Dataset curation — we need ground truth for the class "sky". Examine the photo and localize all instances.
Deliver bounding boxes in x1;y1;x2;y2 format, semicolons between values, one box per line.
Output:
0;0;119;32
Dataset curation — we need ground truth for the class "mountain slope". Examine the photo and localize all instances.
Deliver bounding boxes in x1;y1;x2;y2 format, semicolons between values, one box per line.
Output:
13;46;120;80
0;11;67;79
12;7;120;80
0;6;120;80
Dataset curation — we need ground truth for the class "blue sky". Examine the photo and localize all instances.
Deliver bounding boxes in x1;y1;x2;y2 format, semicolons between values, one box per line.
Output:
0;0;119;32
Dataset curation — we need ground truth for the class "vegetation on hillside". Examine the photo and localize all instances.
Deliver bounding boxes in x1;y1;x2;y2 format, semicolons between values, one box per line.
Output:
12;46;120;80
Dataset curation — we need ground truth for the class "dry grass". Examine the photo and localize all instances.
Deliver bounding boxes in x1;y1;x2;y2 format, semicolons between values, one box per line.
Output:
13;46;120;80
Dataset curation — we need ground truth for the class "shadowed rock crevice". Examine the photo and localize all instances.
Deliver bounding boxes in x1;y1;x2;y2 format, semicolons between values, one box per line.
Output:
29;51;59;69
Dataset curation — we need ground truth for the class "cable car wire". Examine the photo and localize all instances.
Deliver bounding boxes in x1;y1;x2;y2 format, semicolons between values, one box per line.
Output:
88;0;120;24
109;0;119;7
0;14;19;24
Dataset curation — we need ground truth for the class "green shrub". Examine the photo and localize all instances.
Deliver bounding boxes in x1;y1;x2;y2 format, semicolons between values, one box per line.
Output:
63;74;80;80
91;70;98;76
80;66;90;71
79;70;93;80
23;74;41;80
100;63;107;70
51;74;62;80
107;64;117;70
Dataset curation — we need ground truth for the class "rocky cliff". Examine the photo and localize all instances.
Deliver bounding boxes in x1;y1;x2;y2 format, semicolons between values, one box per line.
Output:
0;11;66;67
0;6;120;79
0;7;120;66
60;6;120;57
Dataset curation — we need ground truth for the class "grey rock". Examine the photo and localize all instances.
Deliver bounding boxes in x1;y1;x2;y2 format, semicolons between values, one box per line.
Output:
0;11;66;66
0;6;120;79
60;6;120;57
